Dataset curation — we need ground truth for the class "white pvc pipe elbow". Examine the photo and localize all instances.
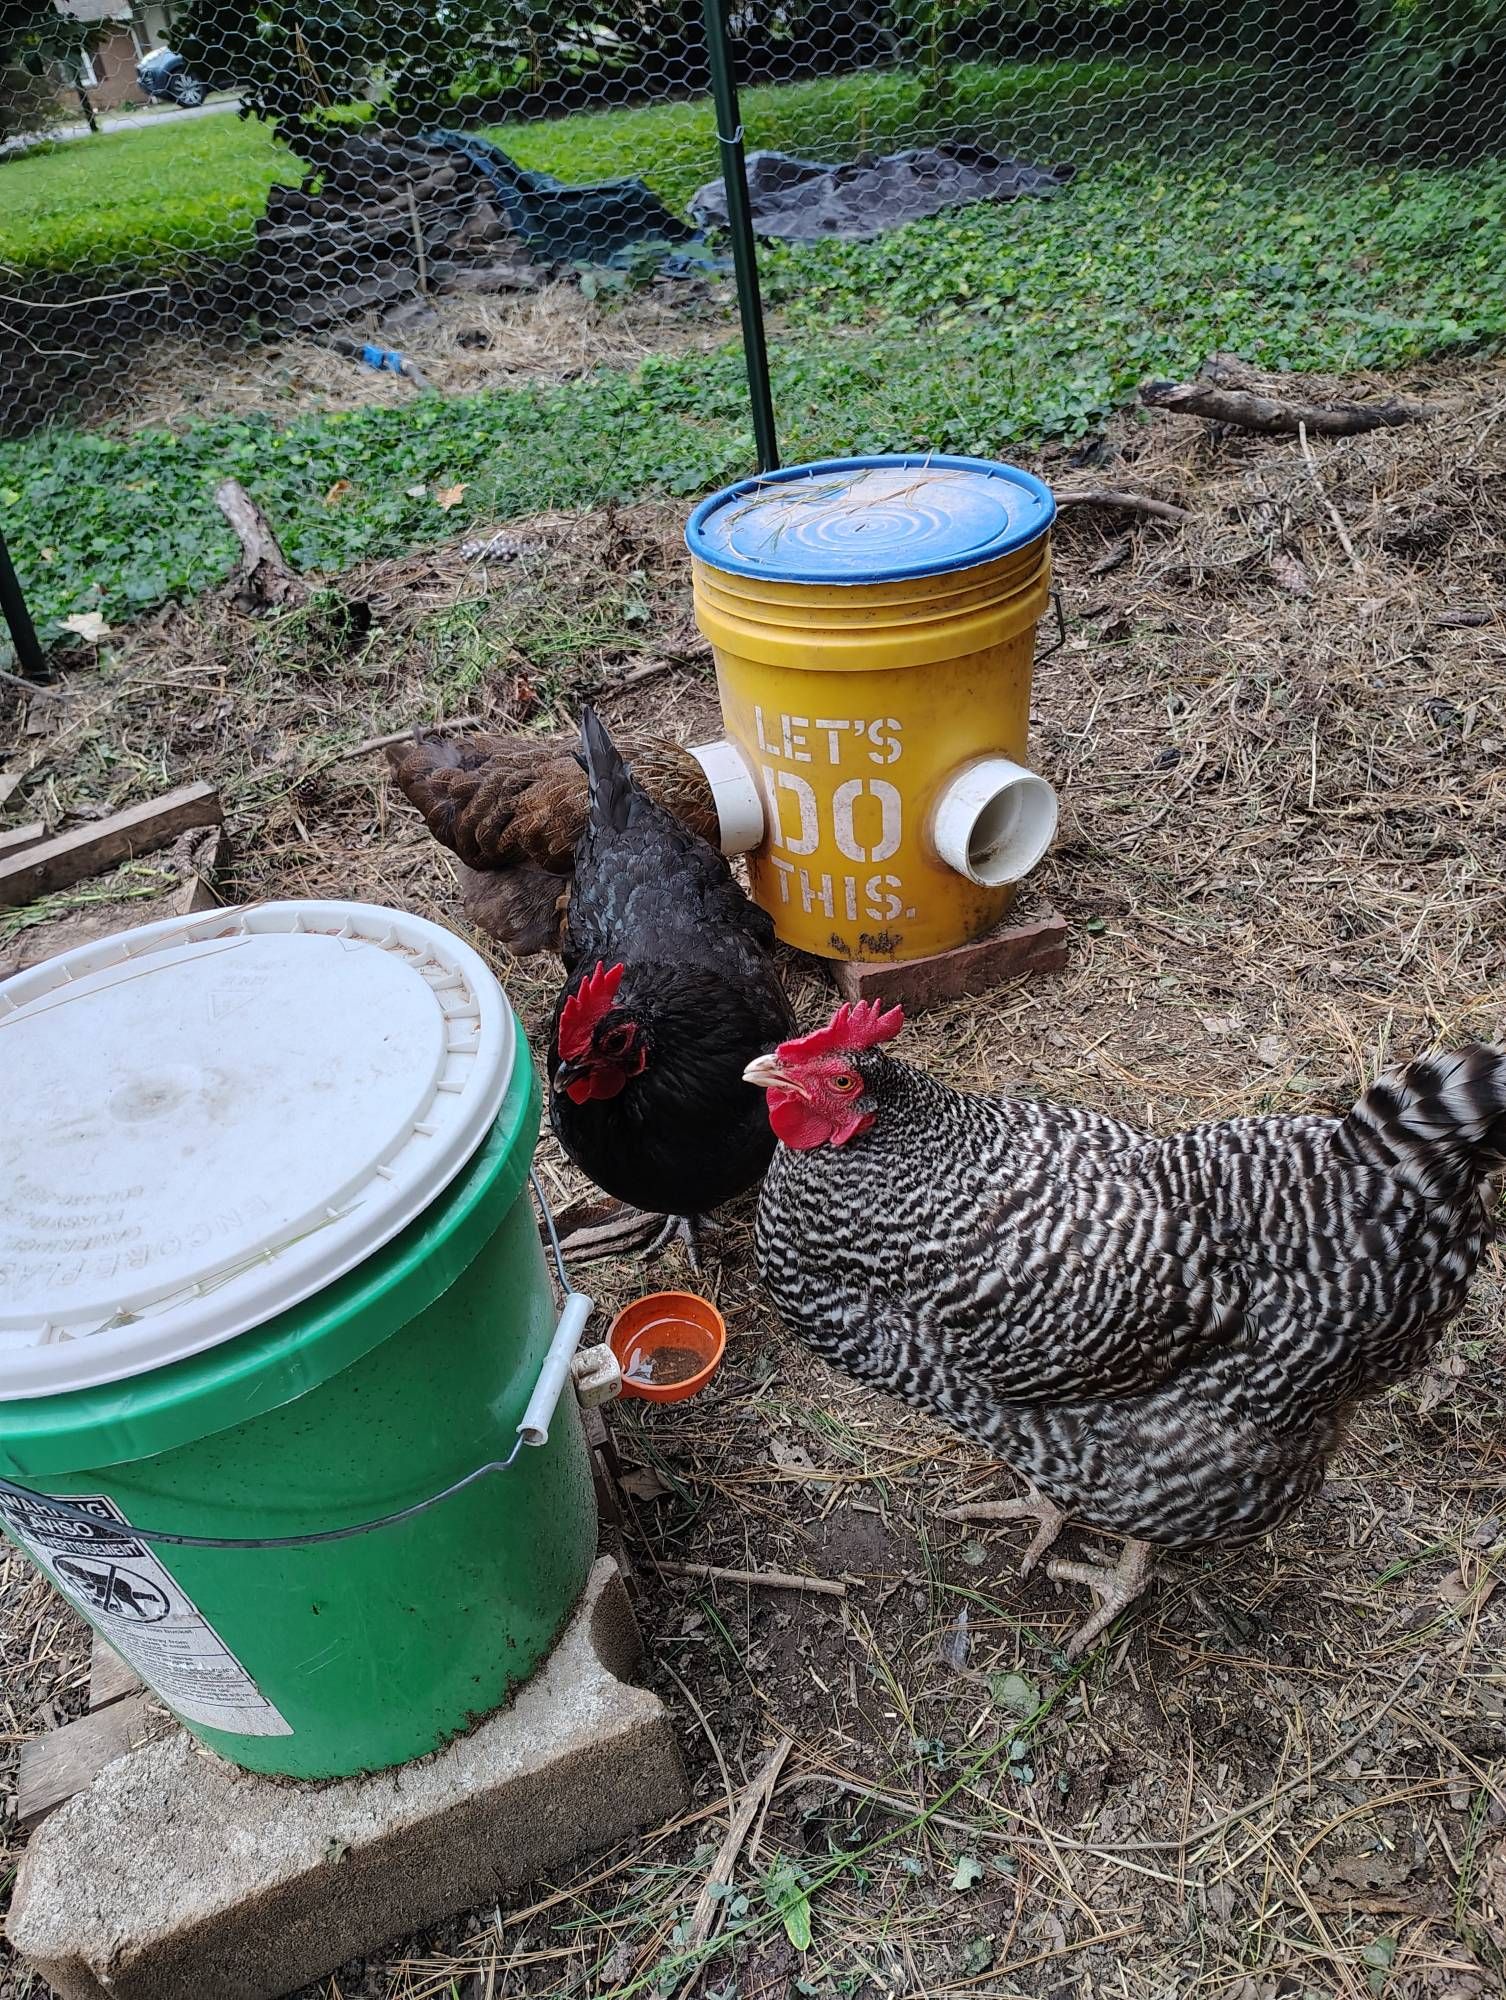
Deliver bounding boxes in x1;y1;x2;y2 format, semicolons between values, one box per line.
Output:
689;739;764;855
931;757;1058;888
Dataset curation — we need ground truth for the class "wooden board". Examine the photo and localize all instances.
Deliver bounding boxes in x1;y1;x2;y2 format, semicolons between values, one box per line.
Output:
0;820;46;859
831;911;1069;1012
0;782;221;909
88;1629;144;1712
17;1693;167;1831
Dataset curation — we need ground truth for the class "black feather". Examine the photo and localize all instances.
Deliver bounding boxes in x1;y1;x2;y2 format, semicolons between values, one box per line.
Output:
549;707;793;1219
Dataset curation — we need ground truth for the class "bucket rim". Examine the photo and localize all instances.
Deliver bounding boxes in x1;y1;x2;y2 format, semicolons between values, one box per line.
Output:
686;453;1056;587
0;1057;542;1477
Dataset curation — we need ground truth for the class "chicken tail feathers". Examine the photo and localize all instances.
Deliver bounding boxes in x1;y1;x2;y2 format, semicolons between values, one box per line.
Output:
578;704;635;836
1336;1044;1506;1204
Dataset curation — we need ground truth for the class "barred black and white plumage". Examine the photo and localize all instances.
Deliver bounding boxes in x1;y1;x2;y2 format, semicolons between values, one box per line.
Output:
746;1011;1506;1654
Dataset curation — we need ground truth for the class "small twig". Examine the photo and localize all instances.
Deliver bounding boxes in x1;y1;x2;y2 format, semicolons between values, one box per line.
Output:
1298;422;1365;576
0;668;66;700
1432;607;1496;631
332;716;489;764
658;1560;848;1599
1052;487;1193;525
406;187;430;297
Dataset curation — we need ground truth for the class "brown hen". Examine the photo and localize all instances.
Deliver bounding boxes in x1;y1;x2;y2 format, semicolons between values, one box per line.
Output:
387;728;719;954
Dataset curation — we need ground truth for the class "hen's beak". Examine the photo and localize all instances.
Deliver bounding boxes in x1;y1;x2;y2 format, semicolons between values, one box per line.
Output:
553;1058;587;1095
743;1053;807;1097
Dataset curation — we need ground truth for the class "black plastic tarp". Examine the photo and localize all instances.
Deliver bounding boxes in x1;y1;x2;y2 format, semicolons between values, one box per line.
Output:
690;143;1073;243
423;130;718;273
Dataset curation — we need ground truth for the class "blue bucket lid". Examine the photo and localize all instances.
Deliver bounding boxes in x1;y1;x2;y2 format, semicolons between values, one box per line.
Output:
686;454;1054;586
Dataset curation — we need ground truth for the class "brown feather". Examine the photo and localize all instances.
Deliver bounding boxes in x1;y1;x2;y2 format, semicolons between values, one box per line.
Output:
387;727;718;955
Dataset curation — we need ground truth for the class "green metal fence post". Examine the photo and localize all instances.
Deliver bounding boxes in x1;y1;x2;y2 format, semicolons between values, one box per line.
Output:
0;529;49;684
702;0;779;473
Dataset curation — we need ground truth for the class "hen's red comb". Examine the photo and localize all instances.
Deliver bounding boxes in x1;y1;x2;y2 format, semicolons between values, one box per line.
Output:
776;999;904;1063
558;960;625;1059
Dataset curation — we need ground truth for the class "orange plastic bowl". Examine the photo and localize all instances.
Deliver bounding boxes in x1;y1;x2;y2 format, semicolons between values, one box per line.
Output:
609;1291;726;1403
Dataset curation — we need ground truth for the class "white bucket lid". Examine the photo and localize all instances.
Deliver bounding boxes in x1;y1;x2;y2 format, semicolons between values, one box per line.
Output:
0;902;515;1401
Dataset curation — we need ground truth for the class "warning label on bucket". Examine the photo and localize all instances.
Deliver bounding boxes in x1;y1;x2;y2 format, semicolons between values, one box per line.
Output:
0;1491;292;1737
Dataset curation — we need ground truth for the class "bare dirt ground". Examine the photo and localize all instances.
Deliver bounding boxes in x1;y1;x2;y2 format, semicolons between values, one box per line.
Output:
2;353;1504;2000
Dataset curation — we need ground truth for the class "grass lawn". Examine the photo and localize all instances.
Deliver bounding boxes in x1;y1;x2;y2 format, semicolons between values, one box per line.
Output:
0;56;1261;277
488;56;1264;212
4;148;1503;641
0;115;299;275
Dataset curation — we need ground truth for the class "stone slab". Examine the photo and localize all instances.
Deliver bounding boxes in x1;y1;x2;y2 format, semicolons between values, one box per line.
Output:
8;1559;687;2000
831;911;1069;1012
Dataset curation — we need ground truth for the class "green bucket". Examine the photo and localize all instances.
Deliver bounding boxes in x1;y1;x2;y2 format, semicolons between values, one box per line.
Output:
0;902;598;1780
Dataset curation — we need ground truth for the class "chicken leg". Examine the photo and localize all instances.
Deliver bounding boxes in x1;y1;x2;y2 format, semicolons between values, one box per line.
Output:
644;1213;716;1274
1047;1539;1154;1660
946;1486;1068;1578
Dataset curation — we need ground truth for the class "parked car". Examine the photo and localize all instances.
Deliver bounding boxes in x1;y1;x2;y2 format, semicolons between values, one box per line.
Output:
136;48;209;108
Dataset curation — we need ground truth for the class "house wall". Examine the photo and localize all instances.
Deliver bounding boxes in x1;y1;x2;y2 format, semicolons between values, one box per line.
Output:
59;3;174;114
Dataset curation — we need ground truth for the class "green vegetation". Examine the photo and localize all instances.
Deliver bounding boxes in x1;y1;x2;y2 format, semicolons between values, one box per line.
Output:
0;114;298;274
0;56;1258;277
488;56;1262;212
6;149;1503;640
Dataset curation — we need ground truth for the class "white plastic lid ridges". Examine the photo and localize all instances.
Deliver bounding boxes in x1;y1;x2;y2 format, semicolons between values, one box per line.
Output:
0;901;516;1400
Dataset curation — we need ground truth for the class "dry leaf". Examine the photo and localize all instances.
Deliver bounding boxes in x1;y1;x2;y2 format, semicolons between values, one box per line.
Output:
434;483;468;511
1440;1568;1497;1613
405;483;428;499
323;480;351;507
1270;548;1312;597
1324;1851;1411;1893
60;611;111;641
618;1465;671;1504
1198;1011;1245;1039
1256;1033;1291;1067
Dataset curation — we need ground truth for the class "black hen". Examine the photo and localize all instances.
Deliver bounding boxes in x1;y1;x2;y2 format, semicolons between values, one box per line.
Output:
546;707;794;1243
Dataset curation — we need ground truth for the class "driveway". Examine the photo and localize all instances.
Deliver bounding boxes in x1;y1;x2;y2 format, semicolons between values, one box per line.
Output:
1;94;242;155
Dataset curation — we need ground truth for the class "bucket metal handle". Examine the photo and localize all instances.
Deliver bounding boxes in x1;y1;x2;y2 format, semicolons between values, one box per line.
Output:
1035;585;1068;660
0;1172;595;1551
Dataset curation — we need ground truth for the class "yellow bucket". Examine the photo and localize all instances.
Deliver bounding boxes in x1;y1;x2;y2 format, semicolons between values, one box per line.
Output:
687;455;1057;963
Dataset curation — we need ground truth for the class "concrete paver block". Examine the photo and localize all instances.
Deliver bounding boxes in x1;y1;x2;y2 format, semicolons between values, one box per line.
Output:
8;1558;686;2000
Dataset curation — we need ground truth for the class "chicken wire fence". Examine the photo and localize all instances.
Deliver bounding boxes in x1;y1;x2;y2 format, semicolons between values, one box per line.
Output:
1;2;1503;651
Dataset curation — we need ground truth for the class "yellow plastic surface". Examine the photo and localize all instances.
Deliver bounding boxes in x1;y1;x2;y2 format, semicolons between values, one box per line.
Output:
692;537;1052;962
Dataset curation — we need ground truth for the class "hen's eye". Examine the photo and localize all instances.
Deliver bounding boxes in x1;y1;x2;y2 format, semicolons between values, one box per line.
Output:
831;1073;859;1094
600;1026;633;1056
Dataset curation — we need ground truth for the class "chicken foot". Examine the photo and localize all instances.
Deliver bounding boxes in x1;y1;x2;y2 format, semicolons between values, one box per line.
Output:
945;1488;1068;1578
644;1213;716;1274
1047;1538;1154;1660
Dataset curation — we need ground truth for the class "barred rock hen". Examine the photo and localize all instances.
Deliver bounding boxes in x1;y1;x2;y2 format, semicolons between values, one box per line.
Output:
387;728;720;955
745;1004;1506;1657
548;707;794;1254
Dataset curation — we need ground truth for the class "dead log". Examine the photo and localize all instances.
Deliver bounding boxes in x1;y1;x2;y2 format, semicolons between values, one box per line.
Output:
215;479;308;613
1140;373;1437;437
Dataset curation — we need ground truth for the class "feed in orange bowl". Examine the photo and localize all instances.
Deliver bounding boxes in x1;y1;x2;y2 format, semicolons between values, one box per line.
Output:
609;1292;726;1403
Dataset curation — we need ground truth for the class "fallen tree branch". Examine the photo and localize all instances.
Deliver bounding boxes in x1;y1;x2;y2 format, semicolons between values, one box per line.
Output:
1053;486;1192;525
1298;421;1365;575
215;478;308;613
679;1737;793;1977
1140;375;1436;437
